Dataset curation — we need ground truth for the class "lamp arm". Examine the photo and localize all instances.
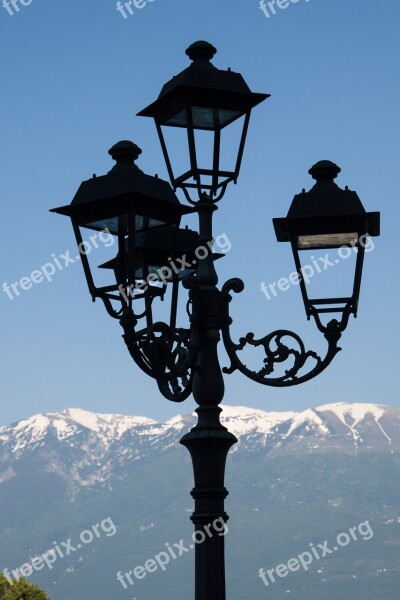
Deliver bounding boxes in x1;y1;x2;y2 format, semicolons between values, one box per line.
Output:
220;279;342;387
120;312;197;402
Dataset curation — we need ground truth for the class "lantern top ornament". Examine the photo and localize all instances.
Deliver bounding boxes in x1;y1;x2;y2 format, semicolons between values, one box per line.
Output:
308;160;341;182
107;140;142;165
185;40;217;62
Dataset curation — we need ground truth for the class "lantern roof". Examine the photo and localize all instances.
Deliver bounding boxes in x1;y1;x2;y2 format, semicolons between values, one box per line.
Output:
50;141;193;229
273;160;380;243
137;41;269;129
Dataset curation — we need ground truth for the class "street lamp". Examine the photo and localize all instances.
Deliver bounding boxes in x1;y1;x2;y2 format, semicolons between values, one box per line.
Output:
51;41;380;600
51;140;193;318
137;40;269;203
273;160;380;335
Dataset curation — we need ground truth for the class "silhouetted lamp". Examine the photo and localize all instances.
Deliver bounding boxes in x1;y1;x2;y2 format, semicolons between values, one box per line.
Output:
51;40;381;600
51;141;191;310
273;160;380;332
138;41;269;202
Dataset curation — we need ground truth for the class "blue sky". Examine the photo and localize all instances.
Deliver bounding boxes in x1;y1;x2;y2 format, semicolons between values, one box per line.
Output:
0;0;398;426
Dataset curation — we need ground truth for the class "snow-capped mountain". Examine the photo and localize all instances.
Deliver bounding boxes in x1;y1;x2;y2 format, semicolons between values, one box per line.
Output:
0;403;399;600
0;403;398;492
0;402;397;454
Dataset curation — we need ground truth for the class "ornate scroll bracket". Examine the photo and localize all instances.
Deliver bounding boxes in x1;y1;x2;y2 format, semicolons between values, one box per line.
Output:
120;312;197;402
221;278;342;387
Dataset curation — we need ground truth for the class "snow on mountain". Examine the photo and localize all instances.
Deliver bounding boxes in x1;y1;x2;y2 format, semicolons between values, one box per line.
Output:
219;405;296;437
284;408;330;438
316;402;395;448
64;408;157;436
0;402;398;492
0;408;158;454
319;402;387;422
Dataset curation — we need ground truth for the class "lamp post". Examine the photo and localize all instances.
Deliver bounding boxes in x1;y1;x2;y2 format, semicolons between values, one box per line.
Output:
51;41;380;600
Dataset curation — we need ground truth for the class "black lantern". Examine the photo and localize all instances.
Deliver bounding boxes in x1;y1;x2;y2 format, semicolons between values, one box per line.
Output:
100;225;222;282
273;160;380;332
138;41;269;203
51;140;192;316
99;225;224;329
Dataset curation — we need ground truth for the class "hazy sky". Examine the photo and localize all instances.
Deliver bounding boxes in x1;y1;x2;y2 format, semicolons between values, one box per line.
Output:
0;0;398;426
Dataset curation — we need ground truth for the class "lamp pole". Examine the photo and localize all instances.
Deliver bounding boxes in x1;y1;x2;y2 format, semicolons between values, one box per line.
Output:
180;197;236;600
51;41;380;600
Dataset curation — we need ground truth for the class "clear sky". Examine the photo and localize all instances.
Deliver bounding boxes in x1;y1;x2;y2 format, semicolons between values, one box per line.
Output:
0;0;398;426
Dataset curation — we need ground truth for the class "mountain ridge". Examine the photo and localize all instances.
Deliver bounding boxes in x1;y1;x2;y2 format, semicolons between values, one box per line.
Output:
0;402;397;458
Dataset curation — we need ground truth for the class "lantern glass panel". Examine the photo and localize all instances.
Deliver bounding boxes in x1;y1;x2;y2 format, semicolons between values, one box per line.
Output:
298;232;359;249
165;107;243;130
296;245;359;302
72;223;121;296
83;215;167;235
192;128;216;178
219;114;246;173
158;111;248;199
159;125;192;184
